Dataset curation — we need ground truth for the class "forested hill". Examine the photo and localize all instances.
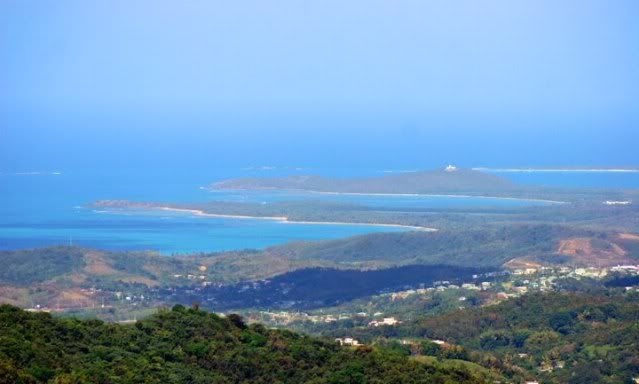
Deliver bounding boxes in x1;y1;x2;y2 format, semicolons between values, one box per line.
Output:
211;168;514;194
0;305;495;384
333;292;639;384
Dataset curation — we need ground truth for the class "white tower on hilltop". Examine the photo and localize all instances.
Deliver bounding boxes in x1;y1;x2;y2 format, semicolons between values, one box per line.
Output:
445;165;458;172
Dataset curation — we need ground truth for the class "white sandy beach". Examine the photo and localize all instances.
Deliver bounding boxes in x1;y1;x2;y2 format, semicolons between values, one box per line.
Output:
158;207;288;221
157;206;436;231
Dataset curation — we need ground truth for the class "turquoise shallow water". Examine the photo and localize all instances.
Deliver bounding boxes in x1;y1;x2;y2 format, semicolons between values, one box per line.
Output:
0;209;408;254
0;169;404;254
1;168;629;254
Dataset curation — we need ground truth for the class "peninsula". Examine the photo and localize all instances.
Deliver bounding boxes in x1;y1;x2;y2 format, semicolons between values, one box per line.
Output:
92;200;438;231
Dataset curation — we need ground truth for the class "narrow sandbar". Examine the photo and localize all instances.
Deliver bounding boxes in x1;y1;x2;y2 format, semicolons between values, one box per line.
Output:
156;206;436;231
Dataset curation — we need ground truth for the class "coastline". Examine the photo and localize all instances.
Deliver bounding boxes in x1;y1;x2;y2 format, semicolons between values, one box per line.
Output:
157;207;437;232
472;167;639;173
158;207;288;221
279;219;436;231
208;187;566;204
305;190;566;204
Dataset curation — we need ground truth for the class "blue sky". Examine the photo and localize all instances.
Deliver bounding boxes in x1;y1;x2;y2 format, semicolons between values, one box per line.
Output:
1;0;638;170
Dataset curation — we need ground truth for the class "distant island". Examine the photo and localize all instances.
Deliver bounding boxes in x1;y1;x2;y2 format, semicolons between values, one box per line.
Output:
210;167;516;195
208;166;639;203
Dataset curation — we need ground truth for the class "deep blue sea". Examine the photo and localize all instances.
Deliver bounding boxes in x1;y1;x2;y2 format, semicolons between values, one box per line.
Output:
1;168;636;254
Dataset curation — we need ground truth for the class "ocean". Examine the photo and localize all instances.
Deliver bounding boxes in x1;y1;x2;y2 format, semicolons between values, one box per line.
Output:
475;168;639;189
1;168;636;254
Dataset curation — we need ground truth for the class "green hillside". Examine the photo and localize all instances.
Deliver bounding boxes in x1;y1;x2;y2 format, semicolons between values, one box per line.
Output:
0;247;189;288
331;292;639;384
0;304;495;384
275;225;614;268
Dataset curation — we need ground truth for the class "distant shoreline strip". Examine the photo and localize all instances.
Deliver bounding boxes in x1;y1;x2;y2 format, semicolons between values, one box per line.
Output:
157;207;437;232
473;167;639;173
304;190;565;204
0;171;63;176
209;187;565;204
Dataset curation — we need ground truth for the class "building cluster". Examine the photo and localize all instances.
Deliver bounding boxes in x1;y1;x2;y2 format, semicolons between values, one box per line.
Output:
253;310;370;326
386;279;496;301
368;317;399;327
249;263;639;331
493;264;639;301
603;200;632;205
172;273;209;282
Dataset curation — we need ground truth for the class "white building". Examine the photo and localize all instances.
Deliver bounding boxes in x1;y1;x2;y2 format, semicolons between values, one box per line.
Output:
369;317;399;327
335;337;360;346
604;200;632;205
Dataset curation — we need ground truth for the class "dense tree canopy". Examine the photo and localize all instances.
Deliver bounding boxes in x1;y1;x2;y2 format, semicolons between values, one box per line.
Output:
0;304;491;384
330;292;639;384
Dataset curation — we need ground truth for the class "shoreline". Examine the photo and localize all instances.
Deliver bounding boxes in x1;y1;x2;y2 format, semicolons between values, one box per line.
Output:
208;187;566;204
472;167;639;173
156;207;437;232
305;190;566;204
158;207;288;221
